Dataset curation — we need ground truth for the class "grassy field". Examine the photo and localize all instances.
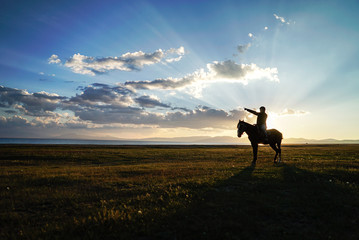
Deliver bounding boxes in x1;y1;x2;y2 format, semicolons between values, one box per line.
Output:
1;144;359;239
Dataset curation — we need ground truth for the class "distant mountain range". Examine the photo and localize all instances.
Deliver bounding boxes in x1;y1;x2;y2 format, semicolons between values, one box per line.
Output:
281;138;359;144
140;136;359;144
51;134;359;144
1;135;359;144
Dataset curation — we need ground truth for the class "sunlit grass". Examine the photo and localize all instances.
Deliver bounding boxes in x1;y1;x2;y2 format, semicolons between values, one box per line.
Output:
1;144;358;239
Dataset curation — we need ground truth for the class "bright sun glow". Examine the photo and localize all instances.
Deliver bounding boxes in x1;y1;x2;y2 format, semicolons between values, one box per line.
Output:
266;114;276;129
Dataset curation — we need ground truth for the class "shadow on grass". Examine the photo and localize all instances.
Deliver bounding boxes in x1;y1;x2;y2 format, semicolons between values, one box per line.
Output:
149;164;359;240
33;164;359;240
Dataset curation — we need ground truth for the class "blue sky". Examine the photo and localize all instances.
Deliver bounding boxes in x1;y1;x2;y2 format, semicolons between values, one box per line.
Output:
1;0;358;140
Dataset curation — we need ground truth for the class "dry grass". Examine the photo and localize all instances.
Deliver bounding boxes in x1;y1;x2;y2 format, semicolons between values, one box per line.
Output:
0;144;358;239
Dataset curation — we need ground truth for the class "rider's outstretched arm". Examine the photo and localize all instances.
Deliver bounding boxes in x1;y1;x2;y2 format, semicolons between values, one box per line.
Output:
244;108;259;116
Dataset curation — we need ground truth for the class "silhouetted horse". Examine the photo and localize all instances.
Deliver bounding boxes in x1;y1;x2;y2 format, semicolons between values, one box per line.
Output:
237;120;282;166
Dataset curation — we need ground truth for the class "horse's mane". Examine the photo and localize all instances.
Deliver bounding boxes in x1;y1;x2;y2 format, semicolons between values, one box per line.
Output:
240;121;256;129
239;120;283;140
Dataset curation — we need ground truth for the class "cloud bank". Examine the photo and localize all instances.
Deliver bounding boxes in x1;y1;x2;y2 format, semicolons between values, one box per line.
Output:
0;84;249;130
4;37;305;138
1;83;308;133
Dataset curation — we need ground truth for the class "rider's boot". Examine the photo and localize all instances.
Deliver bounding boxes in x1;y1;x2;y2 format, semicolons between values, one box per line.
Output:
263;131;268;143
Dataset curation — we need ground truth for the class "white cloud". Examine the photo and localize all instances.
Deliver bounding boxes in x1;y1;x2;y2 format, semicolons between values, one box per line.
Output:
165;46;185;63
273;14;285;23
248;33;254;38
166;46;185;56
48;54;61;64
273;13;291;25
165;56;183;63
277;108;310;116
51;46;185;76
208;60;279;82
264;26;268;30
64;52;158;75
125;60;278;90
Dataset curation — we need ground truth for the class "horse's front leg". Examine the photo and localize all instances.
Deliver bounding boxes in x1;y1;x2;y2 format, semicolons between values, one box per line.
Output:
251;143;258;166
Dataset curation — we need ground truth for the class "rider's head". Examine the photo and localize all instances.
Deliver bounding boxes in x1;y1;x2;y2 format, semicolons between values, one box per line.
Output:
260;106;266;113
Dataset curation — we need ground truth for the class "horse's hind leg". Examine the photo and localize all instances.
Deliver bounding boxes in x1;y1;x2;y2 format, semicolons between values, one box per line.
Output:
277;141;282;163
269;143;279;163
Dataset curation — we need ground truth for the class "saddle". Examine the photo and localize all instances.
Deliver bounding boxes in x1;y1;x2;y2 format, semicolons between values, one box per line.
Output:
255;124;269;143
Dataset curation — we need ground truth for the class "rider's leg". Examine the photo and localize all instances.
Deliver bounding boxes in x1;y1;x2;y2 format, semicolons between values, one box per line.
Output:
259;124;268;141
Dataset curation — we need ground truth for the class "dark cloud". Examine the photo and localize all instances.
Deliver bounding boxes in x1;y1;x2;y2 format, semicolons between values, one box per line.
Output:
0;115;31;128
4;110;17;114
0;86;66;116
171;106;192;112
237;43;251;53
160;106;247;129
59;83;146;124
66;84;134;109
135;95;171;108
0;83;165;126
73;107;158;125
0;84;252;130
69;104;247;129
125;75;195;90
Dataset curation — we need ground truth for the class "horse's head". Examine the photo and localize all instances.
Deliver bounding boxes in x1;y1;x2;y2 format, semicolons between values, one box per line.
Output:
237;120;245;138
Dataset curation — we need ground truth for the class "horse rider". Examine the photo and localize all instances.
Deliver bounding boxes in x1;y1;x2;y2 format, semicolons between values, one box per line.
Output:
244;106;268;141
